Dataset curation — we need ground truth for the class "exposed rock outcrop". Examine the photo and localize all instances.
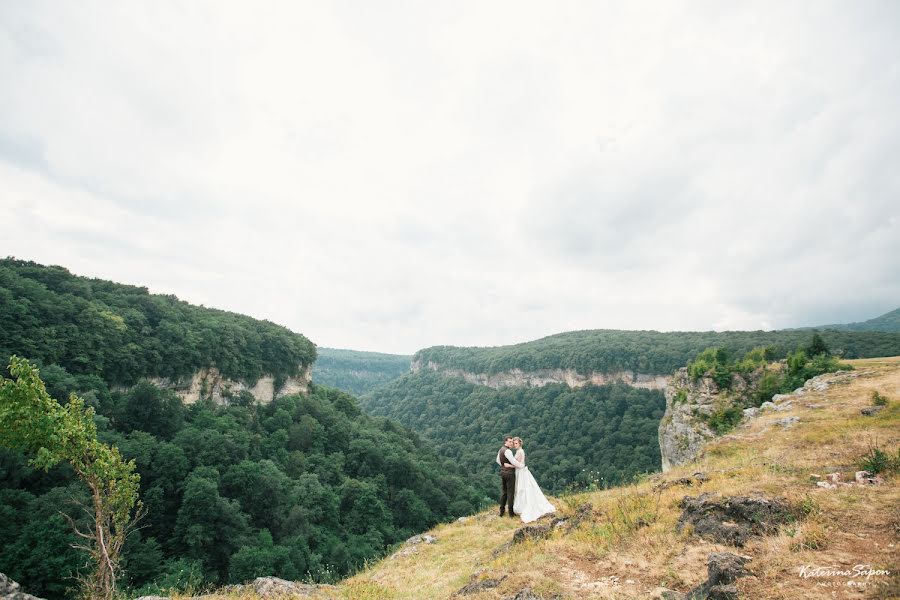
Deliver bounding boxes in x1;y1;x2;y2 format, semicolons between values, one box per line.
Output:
677;493;795;546
0;574;44;600
684;552;751;600
658;368;722;472
127;364;312;405
411;360;669;391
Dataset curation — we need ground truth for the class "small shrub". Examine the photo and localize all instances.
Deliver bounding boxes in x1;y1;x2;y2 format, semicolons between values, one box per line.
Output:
703;401;744;435
859;441;900;475
872;390;888;406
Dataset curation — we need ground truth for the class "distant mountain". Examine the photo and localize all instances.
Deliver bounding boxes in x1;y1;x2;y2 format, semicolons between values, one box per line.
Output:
312;348;412;396
804;307;900;332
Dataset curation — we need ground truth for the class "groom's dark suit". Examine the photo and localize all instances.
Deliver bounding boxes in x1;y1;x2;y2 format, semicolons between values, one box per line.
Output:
498;445;516;517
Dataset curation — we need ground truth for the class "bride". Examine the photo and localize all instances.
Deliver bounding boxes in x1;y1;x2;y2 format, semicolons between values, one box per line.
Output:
511;437;555;523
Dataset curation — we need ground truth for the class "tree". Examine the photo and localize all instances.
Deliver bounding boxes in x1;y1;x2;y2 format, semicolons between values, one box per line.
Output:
0;356;143;600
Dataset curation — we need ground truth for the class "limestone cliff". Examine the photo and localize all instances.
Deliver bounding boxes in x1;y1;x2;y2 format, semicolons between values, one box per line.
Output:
410;359;670;391
139;364;312;405
658;368;721;472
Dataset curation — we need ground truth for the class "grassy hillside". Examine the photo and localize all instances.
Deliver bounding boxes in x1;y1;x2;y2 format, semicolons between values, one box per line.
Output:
414;329;900;377
191;356;900;599
0;258;316;384
312;348;411;396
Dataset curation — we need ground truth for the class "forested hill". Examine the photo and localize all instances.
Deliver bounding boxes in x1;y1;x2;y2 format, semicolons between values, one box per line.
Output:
0;258;316;385
362;371;666;495
413;328;900;377
312;348;411;396
802;306;900;332
1;259;485;599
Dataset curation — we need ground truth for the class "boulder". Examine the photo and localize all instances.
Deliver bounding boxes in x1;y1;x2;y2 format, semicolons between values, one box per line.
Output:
774;416;799;428
861;406;884;416
405;533;438;545
456;575;507;595
685;552;751;600
677;493;795;546
0;574;44;600
248;577;334;598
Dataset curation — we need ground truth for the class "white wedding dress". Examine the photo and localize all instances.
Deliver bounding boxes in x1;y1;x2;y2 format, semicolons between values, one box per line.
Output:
512;449;555;523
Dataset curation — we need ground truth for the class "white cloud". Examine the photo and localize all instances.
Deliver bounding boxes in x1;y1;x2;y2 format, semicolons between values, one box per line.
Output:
1;1;898;354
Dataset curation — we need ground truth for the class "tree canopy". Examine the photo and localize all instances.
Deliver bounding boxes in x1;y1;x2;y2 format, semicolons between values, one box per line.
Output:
0;258;316;385
414;327;900;377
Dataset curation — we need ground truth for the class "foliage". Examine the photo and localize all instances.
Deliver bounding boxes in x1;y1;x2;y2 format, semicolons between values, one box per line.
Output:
0;258;316;385
872;390;888;406
0;357;142;600
362;372;665;496
1;368;481;599
312;348;411;396
413;328;900;377
859;441;900;475
683;336;851;436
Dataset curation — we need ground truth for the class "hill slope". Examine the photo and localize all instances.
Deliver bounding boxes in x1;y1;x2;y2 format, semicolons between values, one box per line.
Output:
806;307;900;333
312;348;411;396
199;357;900;599
362;372;666;496
0;258;316;385
413;329;900;377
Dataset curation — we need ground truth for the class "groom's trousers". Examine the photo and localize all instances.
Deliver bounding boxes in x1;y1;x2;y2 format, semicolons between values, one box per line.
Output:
500;470;516;515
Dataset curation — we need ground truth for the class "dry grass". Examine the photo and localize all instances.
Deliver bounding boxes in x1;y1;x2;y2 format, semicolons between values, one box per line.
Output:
194;358;900;600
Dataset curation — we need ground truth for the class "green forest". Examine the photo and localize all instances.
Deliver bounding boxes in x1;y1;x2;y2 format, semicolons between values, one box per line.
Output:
312;348;411;396
362;371;666;495
0;366;483;599
413;325;900;377
0;261;481;598
0;259;316;385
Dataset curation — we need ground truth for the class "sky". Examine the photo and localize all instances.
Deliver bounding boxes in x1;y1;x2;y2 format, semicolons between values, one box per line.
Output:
1;1;898;355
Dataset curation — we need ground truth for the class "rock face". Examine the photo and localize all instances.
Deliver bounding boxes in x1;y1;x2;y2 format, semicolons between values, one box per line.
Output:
410;360;670;391
658;368;721;472
134;364;312;405
0;573;44;600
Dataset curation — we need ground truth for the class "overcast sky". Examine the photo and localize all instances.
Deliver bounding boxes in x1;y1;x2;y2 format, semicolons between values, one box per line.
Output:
1;2;898;354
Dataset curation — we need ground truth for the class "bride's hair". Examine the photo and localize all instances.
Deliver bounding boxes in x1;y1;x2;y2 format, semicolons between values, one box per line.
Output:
513;436;523;446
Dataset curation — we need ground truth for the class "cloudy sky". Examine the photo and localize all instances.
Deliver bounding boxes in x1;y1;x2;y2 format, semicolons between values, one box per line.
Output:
1;1;898;354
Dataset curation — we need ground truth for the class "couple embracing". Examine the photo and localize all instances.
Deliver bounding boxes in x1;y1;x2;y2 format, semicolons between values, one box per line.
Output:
496;435;556;523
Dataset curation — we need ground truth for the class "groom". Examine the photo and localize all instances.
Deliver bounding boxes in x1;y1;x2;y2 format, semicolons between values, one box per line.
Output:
496;435;522;518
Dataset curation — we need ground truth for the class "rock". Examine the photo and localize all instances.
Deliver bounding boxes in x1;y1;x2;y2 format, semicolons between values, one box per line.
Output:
456;575;507;595
685;553;750;600
742;407;759;418
505;588;561;600
250;577;334;597
855;470;884;485
512;524;552;544
759;401;776;411
405;533;437;545
861;406;884;416
456;516;470;523
658;590;686;600
659;369;720;471
0;573;45;600
677;493;795;546
549;503;593;531
773;401;794;412
771;393;792;403
134;597;169;600
774;416;799;428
